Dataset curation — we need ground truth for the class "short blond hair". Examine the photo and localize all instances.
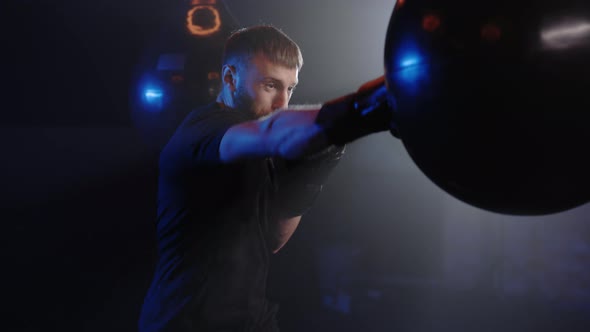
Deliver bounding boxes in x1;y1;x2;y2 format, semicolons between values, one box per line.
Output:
222;25;303;70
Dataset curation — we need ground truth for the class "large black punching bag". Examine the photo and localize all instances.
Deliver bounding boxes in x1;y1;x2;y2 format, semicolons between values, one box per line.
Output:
384;0;590;215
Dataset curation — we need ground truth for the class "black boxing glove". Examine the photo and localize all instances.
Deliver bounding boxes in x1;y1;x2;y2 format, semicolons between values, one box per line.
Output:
315;76;399;145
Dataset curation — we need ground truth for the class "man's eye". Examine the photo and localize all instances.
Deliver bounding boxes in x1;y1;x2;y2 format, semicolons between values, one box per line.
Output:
265;83;276;89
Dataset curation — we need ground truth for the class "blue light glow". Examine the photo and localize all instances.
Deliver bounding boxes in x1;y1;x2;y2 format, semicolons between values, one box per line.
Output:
144;89;163;102
132;72;169;114
141;87;165;111
394;37;426;70
400;56;421;68
396;65;429;88
391;40;430;95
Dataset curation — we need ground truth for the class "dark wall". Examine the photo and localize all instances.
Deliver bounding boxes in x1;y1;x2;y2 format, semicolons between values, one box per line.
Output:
4;1;164;330
5;0;164;127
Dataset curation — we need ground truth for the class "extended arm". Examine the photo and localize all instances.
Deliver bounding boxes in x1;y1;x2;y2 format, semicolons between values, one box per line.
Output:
220;76;396;163
220;106;327;162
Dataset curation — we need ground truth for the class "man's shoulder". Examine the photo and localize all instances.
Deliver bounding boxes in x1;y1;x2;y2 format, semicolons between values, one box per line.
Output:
183;102;249;125
186;102;223;119
159;103;237;169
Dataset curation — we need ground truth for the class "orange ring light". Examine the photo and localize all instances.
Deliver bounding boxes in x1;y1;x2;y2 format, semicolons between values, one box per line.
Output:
186;5;221;37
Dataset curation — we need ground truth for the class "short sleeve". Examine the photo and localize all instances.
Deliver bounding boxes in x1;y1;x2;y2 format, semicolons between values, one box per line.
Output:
159;103;251;172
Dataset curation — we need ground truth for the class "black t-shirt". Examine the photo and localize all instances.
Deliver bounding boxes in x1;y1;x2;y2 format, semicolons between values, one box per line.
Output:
139;103;281;332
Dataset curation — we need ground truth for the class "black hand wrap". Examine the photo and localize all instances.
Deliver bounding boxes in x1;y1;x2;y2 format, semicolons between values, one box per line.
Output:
315;79;399;145
271;144;345;218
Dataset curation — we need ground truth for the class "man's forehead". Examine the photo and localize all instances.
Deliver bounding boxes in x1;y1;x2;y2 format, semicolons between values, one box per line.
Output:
248;53;299;85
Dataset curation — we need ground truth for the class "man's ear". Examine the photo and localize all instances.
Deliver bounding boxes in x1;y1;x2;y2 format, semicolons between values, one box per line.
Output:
221;64;237;93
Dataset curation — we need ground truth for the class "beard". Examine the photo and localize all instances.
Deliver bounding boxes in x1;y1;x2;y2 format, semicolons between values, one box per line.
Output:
233;84;273;119
233;84;257;118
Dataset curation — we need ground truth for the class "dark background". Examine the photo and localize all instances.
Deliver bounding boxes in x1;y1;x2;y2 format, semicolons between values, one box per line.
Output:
3;1;590;331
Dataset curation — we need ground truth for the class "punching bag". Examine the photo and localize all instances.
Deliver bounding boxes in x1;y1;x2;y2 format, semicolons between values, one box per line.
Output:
384;0;590;215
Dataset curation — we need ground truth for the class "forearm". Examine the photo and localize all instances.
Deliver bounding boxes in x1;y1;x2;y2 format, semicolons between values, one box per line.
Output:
268;215;302;254
220;106;331;162
263;108;330;159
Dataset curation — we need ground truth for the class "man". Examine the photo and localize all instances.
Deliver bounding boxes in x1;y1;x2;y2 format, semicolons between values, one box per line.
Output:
139;25;393;331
